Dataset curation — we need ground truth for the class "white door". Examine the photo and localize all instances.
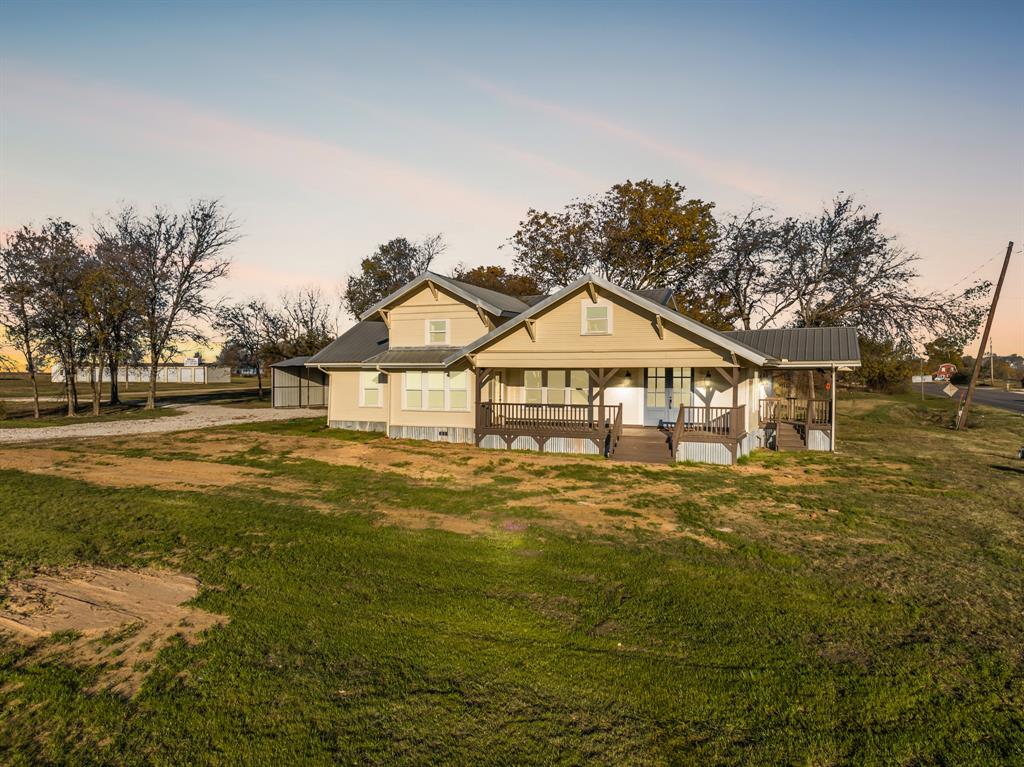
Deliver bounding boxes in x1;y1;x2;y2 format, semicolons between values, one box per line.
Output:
644;368;692;426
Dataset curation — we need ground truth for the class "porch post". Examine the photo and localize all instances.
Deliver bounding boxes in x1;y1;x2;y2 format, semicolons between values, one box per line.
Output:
830;365;837;452
598;367;605;429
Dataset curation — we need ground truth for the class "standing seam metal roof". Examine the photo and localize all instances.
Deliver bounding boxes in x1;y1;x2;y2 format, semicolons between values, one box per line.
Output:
724;327;860;363
306;321;389;365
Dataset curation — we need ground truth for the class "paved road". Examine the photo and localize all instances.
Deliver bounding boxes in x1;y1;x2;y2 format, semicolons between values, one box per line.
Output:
0;405;324;444
921;383;1024;415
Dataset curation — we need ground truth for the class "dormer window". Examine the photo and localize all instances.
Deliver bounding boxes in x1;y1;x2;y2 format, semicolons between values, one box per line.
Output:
581;302;611;335
426;319;449;345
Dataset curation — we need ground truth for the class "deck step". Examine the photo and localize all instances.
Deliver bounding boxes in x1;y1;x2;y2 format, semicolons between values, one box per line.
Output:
775;423;807;451
610;431;674;464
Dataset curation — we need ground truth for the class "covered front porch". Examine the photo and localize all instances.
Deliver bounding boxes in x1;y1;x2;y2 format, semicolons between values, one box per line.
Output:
470;365;840;464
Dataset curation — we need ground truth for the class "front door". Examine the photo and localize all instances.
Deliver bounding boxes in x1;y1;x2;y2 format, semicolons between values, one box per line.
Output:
644;368;692;426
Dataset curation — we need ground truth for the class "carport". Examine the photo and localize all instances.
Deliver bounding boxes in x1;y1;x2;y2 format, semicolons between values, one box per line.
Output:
271;357;327;408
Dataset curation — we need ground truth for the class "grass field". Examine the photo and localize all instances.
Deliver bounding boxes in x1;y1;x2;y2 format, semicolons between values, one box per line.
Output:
0;372;266;423
0;392;1022;765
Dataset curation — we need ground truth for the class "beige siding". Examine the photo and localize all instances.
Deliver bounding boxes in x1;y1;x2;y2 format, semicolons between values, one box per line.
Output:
388;365;477;429
327;371;387;424
387;284;492;348
474;285;734;368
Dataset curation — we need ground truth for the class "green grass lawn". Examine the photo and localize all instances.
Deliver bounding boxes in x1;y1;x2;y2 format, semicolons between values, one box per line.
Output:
0;392;1022;765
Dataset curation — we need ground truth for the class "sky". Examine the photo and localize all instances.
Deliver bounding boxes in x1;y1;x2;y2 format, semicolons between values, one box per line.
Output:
1;0;1022;359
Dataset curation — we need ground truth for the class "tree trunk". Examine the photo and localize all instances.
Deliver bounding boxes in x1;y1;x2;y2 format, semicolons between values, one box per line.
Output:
256;367;263;399
147;359;158;410
108;354;120;406
70;372;79;410
26;358;40;420
90;358;101;416
65;374;75;417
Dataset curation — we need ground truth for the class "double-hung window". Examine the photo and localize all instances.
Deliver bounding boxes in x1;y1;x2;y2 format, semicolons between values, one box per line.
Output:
581;302;611;335
360;371;382;407
403;370;470;411
524;370;543;404
522;369;591;405
426;319;449;345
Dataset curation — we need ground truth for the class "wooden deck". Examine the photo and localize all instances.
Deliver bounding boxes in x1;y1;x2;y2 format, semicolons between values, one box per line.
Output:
475;401;623;454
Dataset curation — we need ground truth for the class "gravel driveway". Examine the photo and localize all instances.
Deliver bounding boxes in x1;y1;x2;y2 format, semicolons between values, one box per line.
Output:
0;405;324;444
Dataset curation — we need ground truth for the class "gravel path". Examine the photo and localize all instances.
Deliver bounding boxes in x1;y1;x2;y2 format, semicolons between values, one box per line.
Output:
0;405;324;444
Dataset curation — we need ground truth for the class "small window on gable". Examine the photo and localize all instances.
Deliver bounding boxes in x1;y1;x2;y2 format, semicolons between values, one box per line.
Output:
582;303;610;335
427;319;449;345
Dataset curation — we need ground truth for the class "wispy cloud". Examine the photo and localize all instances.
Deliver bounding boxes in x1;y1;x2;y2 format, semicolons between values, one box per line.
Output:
456;71;802;206
2;64;524;224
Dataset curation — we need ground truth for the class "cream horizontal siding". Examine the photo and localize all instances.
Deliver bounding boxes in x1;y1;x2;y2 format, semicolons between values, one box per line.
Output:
328;371;387;424
474;285;734;368
387;284;492;347
387;365;477;429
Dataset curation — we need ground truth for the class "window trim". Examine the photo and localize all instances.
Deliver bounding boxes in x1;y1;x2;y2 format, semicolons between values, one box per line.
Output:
401;369;471;412
424;318;450;345
359;370;384;408
580;300;612;336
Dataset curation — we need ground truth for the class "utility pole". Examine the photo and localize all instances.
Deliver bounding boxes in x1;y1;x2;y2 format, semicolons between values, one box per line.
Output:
957;241;1014;430
989;338;995;386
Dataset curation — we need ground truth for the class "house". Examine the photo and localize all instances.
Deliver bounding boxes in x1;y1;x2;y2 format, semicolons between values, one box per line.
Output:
305;272;861;465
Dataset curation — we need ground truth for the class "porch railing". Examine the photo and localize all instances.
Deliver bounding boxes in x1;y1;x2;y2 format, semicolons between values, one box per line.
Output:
477;402;623;443
759;398;831;426
670;405;746;449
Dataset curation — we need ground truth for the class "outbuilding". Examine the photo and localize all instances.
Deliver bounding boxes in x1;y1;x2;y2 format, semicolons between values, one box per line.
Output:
271;357;327;408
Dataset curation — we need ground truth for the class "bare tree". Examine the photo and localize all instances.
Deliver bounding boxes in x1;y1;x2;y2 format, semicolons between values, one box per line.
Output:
29;220;89;417
710;205;786;330
106;201;237;409
90;222;146;406
0;227;45;418
280;286;336;357
214;299;283;398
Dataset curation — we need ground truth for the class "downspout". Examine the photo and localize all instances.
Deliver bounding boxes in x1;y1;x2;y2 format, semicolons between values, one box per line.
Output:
376;364;391;438
315;365;331;422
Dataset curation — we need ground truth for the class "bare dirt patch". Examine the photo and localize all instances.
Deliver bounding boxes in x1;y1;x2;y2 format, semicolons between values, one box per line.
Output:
0;447;316;496
0;567;225;696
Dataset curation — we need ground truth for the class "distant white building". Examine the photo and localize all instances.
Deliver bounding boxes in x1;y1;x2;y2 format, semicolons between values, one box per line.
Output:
50;362;231;385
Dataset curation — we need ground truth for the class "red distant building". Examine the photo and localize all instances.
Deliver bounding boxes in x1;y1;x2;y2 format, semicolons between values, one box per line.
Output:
934;363;957;381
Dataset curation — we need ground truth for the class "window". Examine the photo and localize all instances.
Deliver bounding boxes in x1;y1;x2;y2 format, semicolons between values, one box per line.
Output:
426;371;445;409
582;303;610;335
404;371;422;409
426;319;449;345
360;371;382;407
646;368;666;409
524;370;543;404
569;370;590;405
448;371;468;410
522;370;590;405
403;369;470;411
546;370;566;404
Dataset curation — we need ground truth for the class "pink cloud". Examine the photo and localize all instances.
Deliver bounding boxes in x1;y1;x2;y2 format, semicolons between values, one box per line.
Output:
2;65;524;224
457;72;802;206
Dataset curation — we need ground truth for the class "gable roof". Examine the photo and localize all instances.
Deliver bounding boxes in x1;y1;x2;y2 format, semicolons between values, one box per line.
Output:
359;271;529;322
306;321;389;366
271;356;312;368
449;274;771;366
725;327;861;366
